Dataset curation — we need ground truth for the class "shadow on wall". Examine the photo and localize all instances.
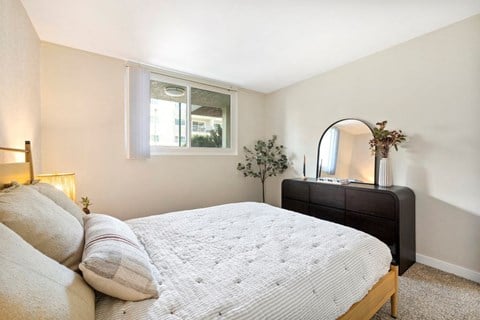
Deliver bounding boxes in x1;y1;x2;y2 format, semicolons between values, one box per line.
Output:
405;162;480;273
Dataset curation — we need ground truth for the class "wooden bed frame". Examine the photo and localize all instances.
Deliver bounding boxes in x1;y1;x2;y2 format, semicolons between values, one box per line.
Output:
339;265;398;319
0;141;398;319
0;141;33;189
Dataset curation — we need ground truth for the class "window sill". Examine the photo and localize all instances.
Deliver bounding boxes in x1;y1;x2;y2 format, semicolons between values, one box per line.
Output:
150;146;238;156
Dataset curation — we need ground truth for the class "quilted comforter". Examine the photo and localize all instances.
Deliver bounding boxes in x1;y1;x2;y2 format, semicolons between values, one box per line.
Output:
96;202;391;320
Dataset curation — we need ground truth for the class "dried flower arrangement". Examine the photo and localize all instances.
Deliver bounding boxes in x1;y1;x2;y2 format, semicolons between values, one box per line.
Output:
369;121;406;158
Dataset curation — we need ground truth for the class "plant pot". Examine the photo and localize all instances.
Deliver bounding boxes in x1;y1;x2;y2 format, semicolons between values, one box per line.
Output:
378;157;393;187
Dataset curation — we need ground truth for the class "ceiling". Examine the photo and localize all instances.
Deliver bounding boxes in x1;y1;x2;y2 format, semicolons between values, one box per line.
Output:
21;0;480;93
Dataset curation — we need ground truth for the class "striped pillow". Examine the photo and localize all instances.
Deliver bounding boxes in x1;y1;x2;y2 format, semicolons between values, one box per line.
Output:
79;213;159;301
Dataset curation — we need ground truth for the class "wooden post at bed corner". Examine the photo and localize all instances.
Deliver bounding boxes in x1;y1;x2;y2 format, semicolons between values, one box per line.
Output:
0;140;34;188
391;265;399;318
24;141;34;183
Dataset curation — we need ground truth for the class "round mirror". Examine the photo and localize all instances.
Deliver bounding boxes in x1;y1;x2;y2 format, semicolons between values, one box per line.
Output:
316;119;375;184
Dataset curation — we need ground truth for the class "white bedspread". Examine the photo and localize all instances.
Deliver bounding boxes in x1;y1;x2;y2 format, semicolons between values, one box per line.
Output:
96;202;391;320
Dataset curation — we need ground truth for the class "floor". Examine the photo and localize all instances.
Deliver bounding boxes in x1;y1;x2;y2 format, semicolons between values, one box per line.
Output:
373;263;480;320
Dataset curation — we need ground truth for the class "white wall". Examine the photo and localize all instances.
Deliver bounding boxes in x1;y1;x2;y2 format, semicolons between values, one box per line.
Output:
265;15;480;275
0;0;40;167
40;43;265;220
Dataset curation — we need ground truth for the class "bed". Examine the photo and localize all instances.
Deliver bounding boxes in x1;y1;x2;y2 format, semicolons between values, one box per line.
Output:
0;141;398;320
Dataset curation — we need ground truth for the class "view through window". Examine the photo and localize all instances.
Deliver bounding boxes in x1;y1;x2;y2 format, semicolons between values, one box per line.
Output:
150;76;232;151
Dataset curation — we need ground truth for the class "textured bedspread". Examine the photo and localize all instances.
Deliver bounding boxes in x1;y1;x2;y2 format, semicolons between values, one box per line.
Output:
96;202;391;320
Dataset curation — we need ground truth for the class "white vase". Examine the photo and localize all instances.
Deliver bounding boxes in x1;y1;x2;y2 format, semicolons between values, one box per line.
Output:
378;157;393;187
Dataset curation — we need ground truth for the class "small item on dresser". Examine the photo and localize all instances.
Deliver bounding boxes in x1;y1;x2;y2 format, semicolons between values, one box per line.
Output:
302;155;307;180
317;177;349;185
317;159;322;179
80;196;92;214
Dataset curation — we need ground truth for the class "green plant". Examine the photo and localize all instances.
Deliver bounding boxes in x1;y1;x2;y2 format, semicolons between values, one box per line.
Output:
369;120;407;158
191;124;222;147
237;135;289;202
80;196;92;214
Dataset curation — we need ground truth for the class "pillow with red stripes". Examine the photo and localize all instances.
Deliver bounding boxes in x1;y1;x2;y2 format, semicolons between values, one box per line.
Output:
79;213;159;301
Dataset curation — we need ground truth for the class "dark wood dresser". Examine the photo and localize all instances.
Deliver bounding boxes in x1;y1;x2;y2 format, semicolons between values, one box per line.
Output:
282;178;415;275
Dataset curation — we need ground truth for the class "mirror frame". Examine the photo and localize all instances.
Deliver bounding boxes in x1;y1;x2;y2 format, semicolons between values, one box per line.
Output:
315;118;377;185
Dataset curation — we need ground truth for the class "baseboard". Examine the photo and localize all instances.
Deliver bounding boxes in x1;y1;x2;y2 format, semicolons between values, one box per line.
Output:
416;253;480;283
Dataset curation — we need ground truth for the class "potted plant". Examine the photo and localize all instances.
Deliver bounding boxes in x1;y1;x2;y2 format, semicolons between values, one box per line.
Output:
80;196;92;214
368;121;406;187
237;135;289;202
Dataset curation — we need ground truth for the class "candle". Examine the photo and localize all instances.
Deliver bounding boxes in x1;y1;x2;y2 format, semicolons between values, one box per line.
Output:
318;159;323;179
303;155;306;177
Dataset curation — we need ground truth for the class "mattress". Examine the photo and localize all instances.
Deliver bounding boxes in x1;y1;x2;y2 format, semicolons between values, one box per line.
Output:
96;202;392;320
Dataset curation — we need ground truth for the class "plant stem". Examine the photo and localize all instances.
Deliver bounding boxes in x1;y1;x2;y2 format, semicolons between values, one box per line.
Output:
262;180;265;203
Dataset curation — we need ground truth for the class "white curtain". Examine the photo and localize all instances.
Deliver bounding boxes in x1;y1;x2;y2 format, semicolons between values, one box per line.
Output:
125;65;150;159
319;127;339;175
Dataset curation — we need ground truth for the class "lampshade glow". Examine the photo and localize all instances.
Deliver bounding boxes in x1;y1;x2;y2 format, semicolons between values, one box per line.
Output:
36;173;76;201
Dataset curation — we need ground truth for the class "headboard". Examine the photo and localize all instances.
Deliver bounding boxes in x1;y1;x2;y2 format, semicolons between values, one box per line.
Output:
0;141;34;190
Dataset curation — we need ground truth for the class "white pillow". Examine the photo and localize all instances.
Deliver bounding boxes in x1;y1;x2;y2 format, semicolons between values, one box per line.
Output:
80;213;159;301
30;182;85;225
0;184;84;270
0;223;95;320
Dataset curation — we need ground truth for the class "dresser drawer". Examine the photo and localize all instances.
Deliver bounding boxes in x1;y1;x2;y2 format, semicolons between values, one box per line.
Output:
282;198;309;214
282;180;309;202
346;211;396;247
309;183;345;209
309;204;345;224
346;189;396;219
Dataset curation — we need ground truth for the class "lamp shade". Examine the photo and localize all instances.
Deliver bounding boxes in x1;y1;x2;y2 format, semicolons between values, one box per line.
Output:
36;173;76;201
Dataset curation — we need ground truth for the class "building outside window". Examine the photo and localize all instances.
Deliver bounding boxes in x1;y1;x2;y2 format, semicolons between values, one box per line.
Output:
149;73;236;154
192;120;206;133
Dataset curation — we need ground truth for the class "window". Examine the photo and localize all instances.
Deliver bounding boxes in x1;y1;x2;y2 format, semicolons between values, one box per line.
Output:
319;127;339;175
150;81;187;147
174;136;186;143
149;74;236;154
125;65;237;159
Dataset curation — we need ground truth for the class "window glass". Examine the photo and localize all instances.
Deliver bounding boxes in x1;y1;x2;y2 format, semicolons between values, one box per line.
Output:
149;75;234;153
190;88;231;148
150;80;187;147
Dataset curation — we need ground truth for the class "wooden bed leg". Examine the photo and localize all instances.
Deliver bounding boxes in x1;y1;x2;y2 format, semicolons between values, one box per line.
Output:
390;265;399;318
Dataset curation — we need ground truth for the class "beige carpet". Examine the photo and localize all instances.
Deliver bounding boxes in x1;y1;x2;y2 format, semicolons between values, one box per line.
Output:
373;263;480;320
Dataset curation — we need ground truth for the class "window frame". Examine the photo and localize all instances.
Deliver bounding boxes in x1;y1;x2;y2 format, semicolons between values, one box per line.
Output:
149;73;238;156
